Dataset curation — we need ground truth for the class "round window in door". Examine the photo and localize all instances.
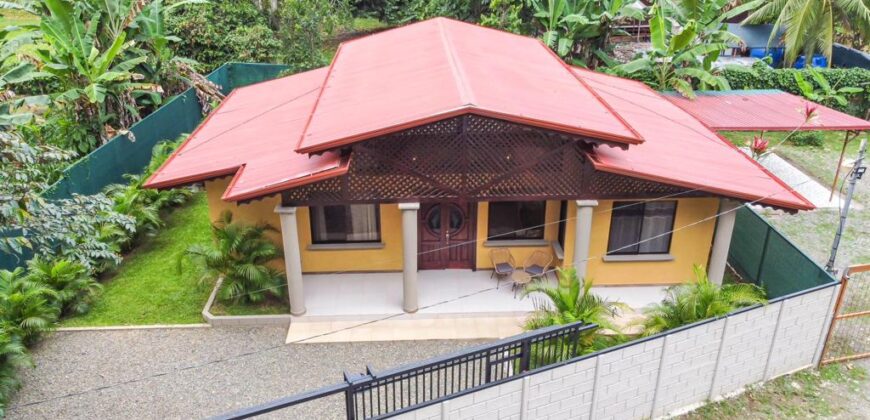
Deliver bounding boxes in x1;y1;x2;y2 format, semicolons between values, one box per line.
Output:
425;206;442;234
446;204;464;234
424;204;465;236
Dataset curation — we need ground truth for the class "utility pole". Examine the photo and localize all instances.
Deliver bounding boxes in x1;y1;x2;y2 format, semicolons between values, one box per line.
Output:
826;137;867;273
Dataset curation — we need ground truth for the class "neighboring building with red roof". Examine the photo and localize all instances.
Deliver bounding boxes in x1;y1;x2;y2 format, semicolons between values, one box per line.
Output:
145;18;866;316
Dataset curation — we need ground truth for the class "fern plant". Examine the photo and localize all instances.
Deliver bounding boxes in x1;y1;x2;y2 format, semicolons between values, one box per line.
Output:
641;265;767;336
0;269;59;345
180;211;286;305
0;328;31;417
25;258;103;316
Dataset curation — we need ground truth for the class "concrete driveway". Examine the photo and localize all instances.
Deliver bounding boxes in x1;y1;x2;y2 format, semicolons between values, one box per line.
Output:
8;327;480;419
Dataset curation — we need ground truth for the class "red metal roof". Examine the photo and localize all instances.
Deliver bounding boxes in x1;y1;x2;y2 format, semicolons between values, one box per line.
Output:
665;90;870;132
144;68;348;202
146;18;817;210
572;68;814;211
295;18;642;153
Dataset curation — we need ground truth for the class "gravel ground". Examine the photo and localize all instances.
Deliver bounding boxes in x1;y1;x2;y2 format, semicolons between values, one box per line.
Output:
8;327;482;419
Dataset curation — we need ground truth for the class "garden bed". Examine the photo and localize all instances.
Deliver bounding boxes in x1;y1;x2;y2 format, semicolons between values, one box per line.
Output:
202;277;293;327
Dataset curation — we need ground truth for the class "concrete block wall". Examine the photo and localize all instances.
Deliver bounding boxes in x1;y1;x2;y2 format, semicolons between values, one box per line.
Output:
392;285;837;420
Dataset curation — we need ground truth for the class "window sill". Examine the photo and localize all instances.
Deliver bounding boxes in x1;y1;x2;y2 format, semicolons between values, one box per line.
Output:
551;241;565;260
483;239;550;248
307;242;385;251
602;254;674;262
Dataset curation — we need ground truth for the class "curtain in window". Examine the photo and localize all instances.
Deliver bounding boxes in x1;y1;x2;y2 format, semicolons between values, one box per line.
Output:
608;204;643;254
638;202;675;253
347;204;379;241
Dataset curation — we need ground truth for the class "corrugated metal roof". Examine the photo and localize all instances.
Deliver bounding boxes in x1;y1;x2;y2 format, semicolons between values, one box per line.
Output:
573;69;815;211
144;68;348;202
665;90;870;131
295;18;643;153
145;18;822;210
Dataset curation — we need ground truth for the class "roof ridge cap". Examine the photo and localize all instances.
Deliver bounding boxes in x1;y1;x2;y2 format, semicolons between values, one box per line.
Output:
437;18;476;107
294;45;341;152
542;47;644;143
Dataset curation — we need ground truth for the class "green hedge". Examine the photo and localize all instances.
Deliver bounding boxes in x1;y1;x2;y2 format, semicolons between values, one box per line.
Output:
617;64;870;117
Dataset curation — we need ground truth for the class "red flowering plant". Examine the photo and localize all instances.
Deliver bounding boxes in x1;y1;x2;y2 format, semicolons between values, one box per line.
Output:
749;135;769;159
748;101;822;161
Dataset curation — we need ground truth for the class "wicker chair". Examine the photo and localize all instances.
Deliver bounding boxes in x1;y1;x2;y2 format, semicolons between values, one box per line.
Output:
523;250;553;280
489;248;515;289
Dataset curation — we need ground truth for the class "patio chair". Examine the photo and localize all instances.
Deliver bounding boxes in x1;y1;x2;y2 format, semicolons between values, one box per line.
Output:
489;248;515;289
523;250;553;281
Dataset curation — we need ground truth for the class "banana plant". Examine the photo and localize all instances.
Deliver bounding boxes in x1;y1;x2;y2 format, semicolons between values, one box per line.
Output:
794;67;865;107
25;0;159;147
532;0;645;67
617;1;733;98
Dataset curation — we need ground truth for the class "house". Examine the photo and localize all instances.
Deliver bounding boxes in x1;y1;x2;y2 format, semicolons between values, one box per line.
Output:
145;18;821;317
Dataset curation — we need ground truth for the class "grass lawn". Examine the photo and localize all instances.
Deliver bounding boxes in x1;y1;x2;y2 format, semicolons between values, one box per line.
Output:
680;362;869;419
720;131;870;267
210;298;291;316
62;193;213;327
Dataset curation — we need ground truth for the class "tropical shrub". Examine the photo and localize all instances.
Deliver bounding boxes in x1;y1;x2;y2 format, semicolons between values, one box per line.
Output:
479;0;533;34
731;65;869;116
17;194;136;273
0;327;31;417
0;269;59;345
25;258;102;316
0;129;73;256
641;265;767;336
180;211;286;305
276;0;352;71
166;0;280;71
789;131;825;147
523;268;628;352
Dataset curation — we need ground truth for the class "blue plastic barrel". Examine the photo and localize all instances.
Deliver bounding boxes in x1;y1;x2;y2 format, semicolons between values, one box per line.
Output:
811;54;828;68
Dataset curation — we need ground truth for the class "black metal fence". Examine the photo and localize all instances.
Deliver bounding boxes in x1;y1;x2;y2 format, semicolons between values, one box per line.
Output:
212;321;596;420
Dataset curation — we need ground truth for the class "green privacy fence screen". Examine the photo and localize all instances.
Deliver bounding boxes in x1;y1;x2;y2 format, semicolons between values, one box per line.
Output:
44;63;289;199
1;63;288;270
728;206;837;298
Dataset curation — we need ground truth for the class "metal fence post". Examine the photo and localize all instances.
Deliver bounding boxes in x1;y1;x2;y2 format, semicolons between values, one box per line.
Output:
519;338;532;374
756;227;772;285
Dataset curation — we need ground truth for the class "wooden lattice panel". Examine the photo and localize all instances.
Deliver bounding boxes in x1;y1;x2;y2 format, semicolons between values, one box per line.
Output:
282;115;702;205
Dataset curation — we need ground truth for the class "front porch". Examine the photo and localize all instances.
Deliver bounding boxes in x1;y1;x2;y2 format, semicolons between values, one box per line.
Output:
284;269;667;343
299;270;668;319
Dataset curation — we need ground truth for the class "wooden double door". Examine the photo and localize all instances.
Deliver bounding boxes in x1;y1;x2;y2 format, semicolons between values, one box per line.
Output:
418;202;476;270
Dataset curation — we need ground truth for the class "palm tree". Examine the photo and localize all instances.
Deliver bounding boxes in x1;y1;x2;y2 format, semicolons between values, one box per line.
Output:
180;211;286;305
523;268;628;352
641;265;767;336
25;258;102;316
0;269;59;344
741;0;870;65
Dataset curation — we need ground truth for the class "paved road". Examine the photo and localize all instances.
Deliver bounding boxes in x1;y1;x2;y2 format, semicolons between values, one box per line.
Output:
8;327;481;419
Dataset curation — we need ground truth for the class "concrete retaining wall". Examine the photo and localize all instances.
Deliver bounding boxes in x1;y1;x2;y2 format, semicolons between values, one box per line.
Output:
202;277;293;327
394;284;838;420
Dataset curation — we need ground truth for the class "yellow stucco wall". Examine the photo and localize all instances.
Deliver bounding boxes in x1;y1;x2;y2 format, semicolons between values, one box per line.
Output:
205;177;719;284
204;178;403;273
475;201;561;270
561;198;720;285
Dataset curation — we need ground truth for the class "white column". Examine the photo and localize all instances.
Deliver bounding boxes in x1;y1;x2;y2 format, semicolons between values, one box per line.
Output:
574;200;598;279
275;205;306;316
399;202;420;313
708;199;741;286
